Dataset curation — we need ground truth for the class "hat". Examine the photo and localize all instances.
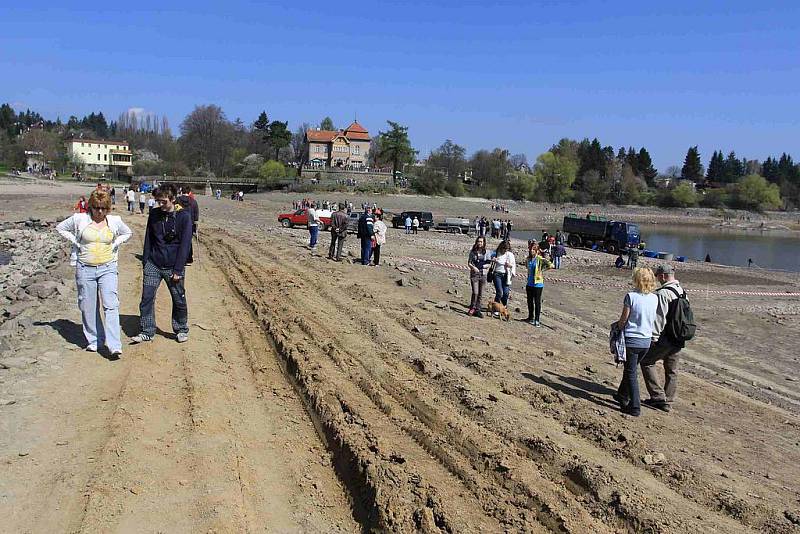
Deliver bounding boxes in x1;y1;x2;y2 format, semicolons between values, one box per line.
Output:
655;263;674;275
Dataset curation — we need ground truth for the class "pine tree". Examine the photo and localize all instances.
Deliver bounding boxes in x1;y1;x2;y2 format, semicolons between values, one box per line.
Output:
637;147;658;186
681;146;704;182
723;151;744;183
706;150;724;183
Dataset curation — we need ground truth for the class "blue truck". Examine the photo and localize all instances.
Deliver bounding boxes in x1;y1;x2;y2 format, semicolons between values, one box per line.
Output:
562;215;641;255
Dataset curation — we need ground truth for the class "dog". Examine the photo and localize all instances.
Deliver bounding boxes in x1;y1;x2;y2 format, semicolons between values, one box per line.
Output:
486;301;510;321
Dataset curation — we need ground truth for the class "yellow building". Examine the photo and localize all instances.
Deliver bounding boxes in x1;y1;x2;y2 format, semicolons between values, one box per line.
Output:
65;138;133;175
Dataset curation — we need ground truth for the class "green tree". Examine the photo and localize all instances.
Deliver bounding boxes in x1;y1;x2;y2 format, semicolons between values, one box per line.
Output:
253;111;269;132
533;151;577;202
670;182;697;207
377;121;416;184
320;117;335;131
412;167;447;195
722;151;744;183
506;171;537;200
469;148;511;197
427;139;466;179
681;146;704;182
706;150;724;183
266;120;292;160
731;174;782;211
637;148;658;186
258;160;286;183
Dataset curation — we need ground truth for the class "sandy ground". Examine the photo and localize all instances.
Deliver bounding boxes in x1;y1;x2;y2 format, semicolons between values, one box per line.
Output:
2;178;800;533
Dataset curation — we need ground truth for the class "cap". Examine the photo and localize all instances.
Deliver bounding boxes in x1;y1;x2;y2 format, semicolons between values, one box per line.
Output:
655;263;674;275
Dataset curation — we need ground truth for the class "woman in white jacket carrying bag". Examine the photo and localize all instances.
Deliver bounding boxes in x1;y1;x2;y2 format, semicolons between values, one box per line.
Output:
56;189;132;358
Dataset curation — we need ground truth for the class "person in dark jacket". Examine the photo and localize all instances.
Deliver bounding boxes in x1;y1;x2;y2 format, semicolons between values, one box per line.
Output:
131;184;193;344
176;185;199;264
328;204;348;261
357;207;374;265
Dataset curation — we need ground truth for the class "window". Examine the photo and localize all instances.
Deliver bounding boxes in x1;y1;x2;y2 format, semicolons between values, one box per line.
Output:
97;154;101;161
352;145;360;155
104;154;107;161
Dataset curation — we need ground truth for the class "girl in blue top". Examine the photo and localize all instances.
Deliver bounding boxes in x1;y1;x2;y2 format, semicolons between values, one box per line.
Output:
615;267;659;416
525;241;553;327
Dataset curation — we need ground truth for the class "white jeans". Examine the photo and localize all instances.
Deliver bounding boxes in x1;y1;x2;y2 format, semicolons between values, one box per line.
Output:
76;261;121;352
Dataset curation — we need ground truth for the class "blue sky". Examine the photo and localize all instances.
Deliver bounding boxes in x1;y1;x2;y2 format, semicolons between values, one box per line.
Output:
2;1;798;171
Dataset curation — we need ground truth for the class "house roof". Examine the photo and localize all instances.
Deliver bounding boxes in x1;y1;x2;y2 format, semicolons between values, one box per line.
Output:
306;124;371;143
344;121;368;133
306;130;338;142
66;138;129;145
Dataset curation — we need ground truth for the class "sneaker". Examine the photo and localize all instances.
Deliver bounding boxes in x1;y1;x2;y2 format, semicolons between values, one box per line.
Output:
467;307;475;316
110;349;122;359
474;310;484;318
176;332;189;343
643;399;671;412
535;321;542;328
493;311;500;318
85;344;97;352
527;319;536;325
129;334;153;344
622;405;641;417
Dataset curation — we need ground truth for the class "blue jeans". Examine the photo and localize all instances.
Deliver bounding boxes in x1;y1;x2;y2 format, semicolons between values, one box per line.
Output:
617;341;651;414
139;261;189;337
360;238;372;265
493;272;510;306
76;261;121;352
554;255;561;269
309;225;319;248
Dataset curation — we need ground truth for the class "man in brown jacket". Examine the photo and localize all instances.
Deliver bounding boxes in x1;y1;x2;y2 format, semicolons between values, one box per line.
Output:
328;204;349;261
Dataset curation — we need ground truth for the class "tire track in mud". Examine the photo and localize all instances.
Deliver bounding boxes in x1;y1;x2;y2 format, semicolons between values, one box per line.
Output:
205;228;770;533
77;233;359;533
210;240;510;532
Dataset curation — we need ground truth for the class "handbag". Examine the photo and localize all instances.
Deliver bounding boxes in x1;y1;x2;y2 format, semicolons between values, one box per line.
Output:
486;261;495;283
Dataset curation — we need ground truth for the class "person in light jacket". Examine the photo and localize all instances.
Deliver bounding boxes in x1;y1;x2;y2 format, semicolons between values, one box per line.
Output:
56;189;132;358
371;213;387;266
614;267;659;416
490;240;516;313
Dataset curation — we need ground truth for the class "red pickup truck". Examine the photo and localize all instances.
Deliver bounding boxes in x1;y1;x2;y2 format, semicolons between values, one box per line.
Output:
277;209;333;231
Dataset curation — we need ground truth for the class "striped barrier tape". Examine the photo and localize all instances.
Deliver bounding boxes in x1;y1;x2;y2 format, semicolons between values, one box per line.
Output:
399;256;800;298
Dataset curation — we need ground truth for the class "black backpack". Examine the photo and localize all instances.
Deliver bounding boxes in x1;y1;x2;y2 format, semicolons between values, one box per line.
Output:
661;286;696;345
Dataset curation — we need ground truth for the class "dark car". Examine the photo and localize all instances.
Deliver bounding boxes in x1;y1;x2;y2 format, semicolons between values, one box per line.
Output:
391;211;434;231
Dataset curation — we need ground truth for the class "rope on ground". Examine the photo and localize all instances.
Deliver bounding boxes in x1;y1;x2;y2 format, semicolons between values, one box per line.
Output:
399;256;800;298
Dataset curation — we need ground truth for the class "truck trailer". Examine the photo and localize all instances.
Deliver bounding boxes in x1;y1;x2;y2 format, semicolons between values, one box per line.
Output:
562;215;640;255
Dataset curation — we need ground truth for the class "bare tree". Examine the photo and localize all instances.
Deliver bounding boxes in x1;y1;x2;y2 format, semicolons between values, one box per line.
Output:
178;105;235;176
291;122;310;167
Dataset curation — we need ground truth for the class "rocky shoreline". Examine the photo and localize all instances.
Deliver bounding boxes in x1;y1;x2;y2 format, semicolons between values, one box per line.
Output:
0;219;71;367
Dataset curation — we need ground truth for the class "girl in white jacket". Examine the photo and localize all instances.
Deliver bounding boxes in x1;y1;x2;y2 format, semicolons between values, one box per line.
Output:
490;240;516;311
56;190;132;357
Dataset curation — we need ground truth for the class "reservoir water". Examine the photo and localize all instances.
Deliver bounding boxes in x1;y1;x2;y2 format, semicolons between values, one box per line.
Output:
514;226;800;272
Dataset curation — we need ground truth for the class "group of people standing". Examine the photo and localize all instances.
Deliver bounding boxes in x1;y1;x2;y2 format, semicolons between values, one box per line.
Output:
467;237;553;326
306;203;387;266
57;184;199;358
475;217;513;240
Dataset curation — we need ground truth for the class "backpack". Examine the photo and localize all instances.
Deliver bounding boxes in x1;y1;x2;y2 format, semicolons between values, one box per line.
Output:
661;286;696;345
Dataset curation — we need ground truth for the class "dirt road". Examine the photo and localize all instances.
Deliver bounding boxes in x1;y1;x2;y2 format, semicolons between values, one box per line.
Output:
2;182;800;532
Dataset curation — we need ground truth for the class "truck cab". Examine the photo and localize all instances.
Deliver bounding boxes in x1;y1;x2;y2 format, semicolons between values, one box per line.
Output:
609;222;640;252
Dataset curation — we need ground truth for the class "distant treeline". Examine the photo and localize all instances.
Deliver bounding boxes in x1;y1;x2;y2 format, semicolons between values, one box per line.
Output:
1;102;798;211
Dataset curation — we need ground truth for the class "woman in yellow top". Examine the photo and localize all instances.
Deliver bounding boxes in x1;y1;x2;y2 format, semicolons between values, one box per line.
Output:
56;190;132;358
525;240;554;327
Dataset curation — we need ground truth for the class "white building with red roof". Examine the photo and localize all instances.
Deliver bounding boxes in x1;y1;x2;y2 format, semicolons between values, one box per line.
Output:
305;121;371;169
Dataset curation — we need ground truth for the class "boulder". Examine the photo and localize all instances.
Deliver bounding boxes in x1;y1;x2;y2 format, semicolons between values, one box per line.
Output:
26;280;60;299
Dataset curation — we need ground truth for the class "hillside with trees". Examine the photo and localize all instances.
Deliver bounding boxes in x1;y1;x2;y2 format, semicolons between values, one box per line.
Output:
1;101;798;212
